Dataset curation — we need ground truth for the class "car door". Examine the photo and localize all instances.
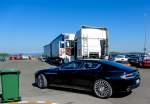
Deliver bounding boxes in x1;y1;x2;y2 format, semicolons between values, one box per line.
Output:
72;61;101;87
57;61;82;85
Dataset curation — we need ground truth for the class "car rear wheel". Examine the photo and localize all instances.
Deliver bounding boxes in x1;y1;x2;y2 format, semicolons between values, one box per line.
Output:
93;79;112;98
36;74;48;89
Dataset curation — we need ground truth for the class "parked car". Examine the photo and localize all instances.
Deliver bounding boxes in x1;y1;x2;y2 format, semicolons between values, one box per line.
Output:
22;55;30;60
114;55;128;62
35;60;140;98
9;56;17;60
128;56;140;66
138;56;150;67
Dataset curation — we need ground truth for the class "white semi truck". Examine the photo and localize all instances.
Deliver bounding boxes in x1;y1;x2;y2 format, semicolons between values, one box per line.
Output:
44;33;75;64
75;26;108;59
44;26;108;64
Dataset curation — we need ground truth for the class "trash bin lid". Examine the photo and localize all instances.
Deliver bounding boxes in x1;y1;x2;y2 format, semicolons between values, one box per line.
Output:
0;69;20;74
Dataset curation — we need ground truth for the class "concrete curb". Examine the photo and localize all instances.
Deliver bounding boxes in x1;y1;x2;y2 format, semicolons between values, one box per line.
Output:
8;101;57;104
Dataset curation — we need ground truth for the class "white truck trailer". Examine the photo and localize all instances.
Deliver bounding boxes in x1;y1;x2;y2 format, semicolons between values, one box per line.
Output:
75;26;108;59
44;26;108;64
44;33;75;64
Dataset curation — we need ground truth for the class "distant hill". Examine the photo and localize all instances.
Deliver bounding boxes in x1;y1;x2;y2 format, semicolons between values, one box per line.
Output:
0;53;10;57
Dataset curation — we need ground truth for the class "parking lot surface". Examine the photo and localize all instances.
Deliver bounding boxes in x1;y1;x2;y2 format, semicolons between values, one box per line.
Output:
0;60;150;104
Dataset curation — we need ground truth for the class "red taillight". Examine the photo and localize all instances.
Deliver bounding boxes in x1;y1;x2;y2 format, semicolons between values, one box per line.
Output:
126;73;133;77
121;73;134;79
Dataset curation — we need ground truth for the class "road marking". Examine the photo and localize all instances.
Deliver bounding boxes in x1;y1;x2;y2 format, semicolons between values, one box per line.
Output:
8;101;57;104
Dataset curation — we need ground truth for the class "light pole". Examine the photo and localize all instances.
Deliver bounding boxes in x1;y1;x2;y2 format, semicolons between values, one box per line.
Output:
144;13;148;56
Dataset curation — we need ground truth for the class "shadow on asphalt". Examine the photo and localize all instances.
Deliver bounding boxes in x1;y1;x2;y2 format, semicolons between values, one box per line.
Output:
49;86;93;95
32;83;132;98
111;91;132;98
32;83;94;96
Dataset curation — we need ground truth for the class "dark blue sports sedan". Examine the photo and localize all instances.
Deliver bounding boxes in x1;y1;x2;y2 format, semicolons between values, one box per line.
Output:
35;60;140;98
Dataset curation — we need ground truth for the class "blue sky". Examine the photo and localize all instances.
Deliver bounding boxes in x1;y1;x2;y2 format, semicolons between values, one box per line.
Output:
0;0;149;53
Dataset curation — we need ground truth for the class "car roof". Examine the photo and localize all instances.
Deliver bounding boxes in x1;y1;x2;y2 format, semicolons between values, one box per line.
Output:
76;60;134;71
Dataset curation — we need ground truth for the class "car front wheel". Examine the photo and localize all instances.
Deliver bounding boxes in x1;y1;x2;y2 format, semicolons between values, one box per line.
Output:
35;74;48;89
93;79;112;98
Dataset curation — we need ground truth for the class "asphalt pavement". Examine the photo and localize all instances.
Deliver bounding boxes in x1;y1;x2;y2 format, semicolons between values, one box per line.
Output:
0;60;150;104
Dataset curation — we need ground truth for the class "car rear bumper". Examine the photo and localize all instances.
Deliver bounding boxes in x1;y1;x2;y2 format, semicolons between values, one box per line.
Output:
109;78;140;92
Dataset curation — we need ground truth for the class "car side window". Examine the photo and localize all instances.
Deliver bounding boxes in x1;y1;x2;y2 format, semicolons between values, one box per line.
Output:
62;62;82;70
81;62;100;69
101;64;119;72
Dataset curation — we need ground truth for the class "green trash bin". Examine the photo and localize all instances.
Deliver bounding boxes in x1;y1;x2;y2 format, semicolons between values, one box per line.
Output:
0;69;21;103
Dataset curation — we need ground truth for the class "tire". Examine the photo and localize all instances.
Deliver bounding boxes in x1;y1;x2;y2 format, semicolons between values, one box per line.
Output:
93;79;112;98
35;74;48;89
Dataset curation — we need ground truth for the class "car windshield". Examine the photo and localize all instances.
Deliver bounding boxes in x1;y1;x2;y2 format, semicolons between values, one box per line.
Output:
61;61;82;69
81;62;100;69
